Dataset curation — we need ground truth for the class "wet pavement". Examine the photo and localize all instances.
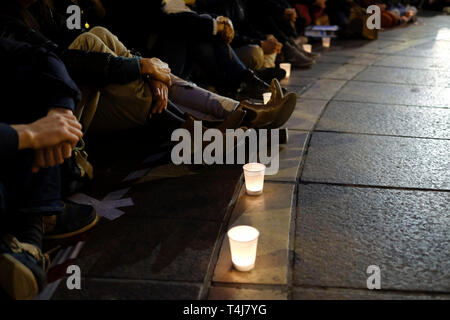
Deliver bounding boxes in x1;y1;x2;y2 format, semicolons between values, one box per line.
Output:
50;12;449;300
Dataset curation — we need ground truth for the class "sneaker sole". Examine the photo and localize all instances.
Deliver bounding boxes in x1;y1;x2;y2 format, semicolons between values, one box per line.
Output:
0;253;38;300
44;211;99;240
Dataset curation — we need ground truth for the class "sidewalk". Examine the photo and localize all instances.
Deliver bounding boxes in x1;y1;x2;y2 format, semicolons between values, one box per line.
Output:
51;12;450;300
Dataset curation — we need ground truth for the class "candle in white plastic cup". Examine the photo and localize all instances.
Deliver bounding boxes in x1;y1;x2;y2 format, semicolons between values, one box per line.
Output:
243;163;266;196
303;44;312;53
280;63;291;79
263;92;272;104
322;37;331;48
228;226;260;272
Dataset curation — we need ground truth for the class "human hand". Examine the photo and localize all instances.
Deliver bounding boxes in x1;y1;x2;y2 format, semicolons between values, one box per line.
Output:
216;16;235;45
140;58;172;86
32;143;73;173
265;35;283;54
11;113;83;151
261;39;278;55
148;79;169;116
284;8;297;22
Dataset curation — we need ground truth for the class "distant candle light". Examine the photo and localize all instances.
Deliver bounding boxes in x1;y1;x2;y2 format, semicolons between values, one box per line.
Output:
280;63;291;79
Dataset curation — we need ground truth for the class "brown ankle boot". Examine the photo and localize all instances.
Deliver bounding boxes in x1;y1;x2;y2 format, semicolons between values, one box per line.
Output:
180;114;249;164
239;92;297;129
200;109;247;131
269;78;284;103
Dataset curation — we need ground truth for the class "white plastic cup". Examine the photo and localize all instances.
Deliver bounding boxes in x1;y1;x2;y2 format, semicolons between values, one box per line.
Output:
322;37;331;48
243;163;266;196
263;92;272;104
228;226;260;272
280;63;291;79
303;44;312;53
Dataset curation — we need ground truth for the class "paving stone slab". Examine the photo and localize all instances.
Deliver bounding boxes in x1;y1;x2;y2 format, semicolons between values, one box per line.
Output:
266;131;309;183
281;76;315;88
354;66;450;87
71;217;221;283
335;81;450;108
289;64;365;81
284;99;329;132
293;288;450;300
320;64;367;81
395;40;450;58
377;25;439;41
283;84;312;97
374;55;450;70
379;38;434;54
126;167;242;221
301;132;450;190
329;39;401;53
319;53;384;65
208;286;287;300
295;184;450;292
301;79;347;100
287;63;348;79
213;183;295;285
316;101;450;139
53;279;202;300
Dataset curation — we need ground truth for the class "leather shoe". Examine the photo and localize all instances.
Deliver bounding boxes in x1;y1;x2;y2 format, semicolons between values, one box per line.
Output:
239;92;297;129
198;109;247;131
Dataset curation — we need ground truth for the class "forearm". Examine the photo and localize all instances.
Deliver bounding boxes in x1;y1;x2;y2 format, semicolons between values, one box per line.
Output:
0;123;20;157
8;124;32;151
62;49;141;86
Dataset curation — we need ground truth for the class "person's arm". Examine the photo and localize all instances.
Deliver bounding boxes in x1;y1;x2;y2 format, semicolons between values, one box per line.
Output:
1;112;83;158
0;37;81;112
0;123;19;158
0;15;144;87
61;49;143;87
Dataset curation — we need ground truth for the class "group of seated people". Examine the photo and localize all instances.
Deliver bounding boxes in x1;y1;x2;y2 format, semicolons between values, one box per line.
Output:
0;0;433;300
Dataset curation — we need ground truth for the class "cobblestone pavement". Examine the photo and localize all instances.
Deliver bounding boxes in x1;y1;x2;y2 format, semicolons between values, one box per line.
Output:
210;13;450;300
51;13;449;300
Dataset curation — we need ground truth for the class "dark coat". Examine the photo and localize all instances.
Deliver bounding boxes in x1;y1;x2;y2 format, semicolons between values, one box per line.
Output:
0;37;80;158
0;2;141;88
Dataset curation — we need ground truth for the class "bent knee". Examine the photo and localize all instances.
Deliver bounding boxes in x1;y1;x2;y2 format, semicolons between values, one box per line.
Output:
241;45;265;70
89;26;111;38
69;32;102;50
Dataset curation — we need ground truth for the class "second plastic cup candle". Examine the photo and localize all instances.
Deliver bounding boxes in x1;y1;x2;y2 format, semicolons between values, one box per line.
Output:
322;37;331;48
228;226;260;272
303;44;312;53
280;63;291;79
243;163;266;196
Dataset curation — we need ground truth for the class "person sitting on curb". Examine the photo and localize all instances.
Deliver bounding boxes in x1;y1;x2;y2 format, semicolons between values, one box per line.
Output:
0;37;98;300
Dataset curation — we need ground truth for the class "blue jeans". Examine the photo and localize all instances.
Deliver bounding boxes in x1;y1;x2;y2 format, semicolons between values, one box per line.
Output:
0;154;62;249
1;109;63;248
